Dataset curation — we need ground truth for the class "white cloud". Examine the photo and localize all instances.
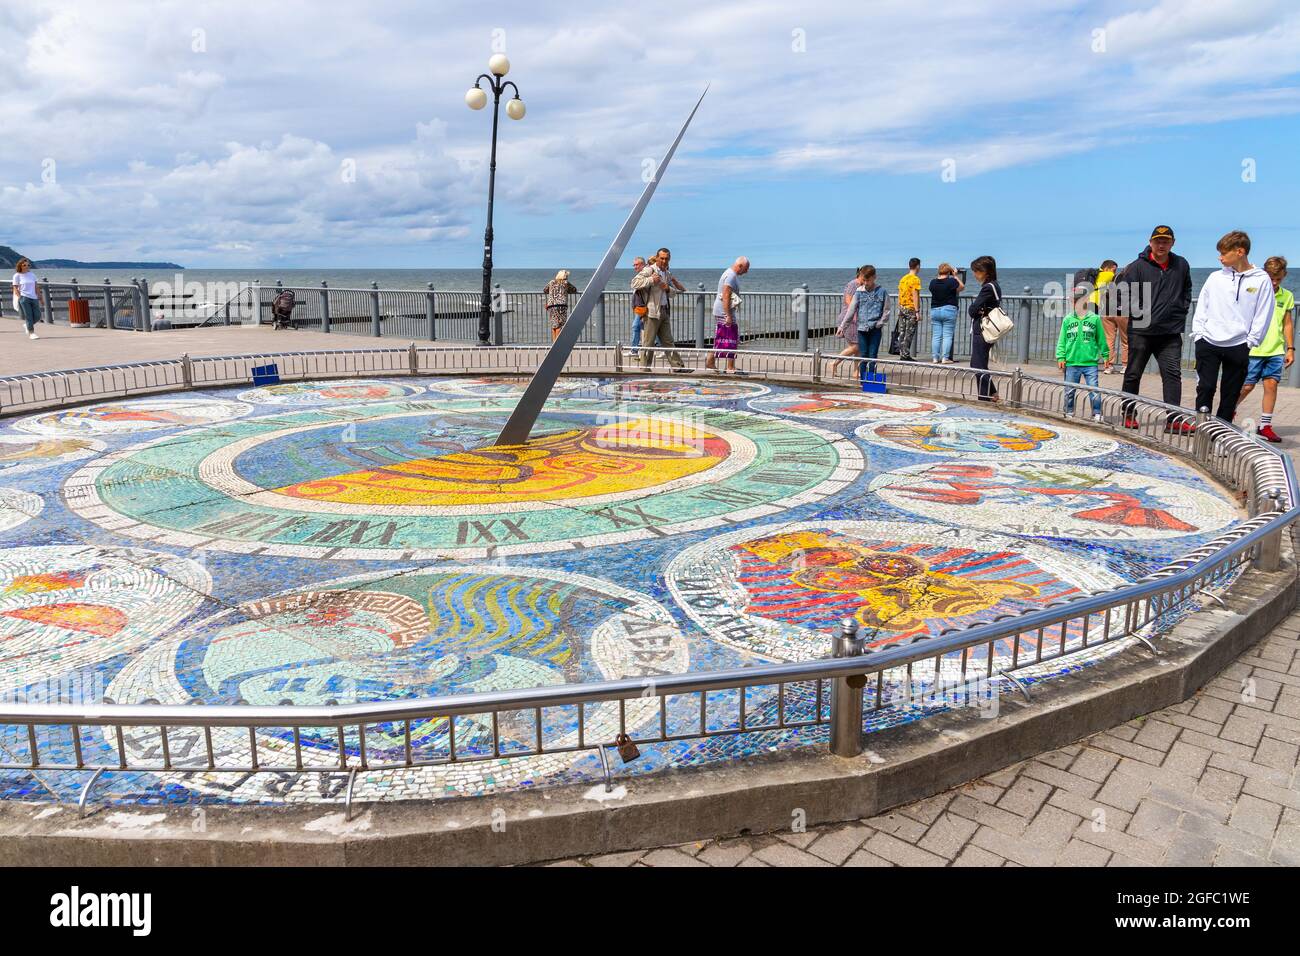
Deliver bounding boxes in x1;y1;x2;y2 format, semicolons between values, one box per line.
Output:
2;0;1300;264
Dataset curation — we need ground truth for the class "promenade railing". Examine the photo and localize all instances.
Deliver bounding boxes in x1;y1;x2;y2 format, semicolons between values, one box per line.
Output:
14;278;1291;386
0;345;1294;815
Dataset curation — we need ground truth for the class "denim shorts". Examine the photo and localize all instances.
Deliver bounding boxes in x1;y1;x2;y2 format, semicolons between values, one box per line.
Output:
1245;354;1285;385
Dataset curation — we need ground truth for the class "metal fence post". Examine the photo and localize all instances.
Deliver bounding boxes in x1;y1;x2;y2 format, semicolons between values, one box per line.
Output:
138;279;154;332
320;281;331;334
408;342;418;375
1009;367;1023;408
615;341;623;373
595;291;606;347
426;283;436;341
493;283;504;346
829;617;866;758
812;347;821;384
182;353;193;388
102;278;114;330
695;282;706;349
251;280;262;326
1254;489;1285;571
798;283;810;352
1290;350;1300;389
39;277;53;325
370;281;382;338
1016;297;1032;365
1193;409;1210;461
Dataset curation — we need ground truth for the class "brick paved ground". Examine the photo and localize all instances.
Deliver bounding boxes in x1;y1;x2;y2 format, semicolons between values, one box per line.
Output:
548;608;1300;867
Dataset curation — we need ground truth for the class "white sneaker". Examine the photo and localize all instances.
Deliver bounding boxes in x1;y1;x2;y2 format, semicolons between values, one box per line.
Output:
28;332;39;340
1093;413;1104;423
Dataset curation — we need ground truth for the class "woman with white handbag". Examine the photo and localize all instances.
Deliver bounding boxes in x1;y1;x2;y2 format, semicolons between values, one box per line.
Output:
968;255;1011;402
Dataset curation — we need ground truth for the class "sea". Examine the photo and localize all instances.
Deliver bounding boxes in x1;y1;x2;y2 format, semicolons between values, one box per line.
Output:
28;267;1284;298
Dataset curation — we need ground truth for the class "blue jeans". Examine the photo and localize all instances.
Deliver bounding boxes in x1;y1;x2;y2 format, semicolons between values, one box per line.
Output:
930;305;956;362
18;296;40;334
630;314;643;355
1064;364;1101;415
857;326;883;381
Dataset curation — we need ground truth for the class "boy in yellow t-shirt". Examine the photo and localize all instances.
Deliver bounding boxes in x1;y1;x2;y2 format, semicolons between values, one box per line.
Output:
896;258;922;361
1093;259;1126;375
1238;256;1294;443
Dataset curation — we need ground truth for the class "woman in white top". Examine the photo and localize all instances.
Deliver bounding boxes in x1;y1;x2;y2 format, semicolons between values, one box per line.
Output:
11;258;41;340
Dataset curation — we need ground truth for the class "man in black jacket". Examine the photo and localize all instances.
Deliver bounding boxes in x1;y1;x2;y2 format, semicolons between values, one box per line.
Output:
1117;225;1193;432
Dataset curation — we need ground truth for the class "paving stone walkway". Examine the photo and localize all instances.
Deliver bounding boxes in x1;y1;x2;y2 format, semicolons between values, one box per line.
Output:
548;606;1300;867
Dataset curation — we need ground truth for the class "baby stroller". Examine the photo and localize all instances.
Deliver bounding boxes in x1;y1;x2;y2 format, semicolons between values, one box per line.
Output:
271;289;298;330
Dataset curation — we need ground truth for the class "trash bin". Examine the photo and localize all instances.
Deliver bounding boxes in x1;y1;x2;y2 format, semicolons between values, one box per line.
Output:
68;299;90;327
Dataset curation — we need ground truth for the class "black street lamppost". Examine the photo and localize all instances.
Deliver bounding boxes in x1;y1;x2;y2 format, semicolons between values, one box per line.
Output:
466;54;526;345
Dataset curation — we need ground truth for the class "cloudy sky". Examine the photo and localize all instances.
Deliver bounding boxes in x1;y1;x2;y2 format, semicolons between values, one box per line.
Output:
3;0;1300;268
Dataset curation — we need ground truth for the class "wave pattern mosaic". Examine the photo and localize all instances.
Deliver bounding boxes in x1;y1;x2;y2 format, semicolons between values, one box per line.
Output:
0;377;1243;806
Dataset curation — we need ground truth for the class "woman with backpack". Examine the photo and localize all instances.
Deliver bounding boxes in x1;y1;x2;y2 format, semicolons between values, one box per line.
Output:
543;270;579;341
967;255;1002;402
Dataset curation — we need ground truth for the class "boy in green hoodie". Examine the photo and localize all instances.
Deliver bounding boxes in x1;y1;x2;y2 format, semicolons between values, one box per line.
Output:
1057;276;1110;421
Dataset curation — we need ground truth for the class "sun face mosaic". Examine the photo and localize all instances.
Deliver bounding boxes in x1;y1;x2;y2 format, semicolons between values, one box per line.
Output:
0;375;1244;806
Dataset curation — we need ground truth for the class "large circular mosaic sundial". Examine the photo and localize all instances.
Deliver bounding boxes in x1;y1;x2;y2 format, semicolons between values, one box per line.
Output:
0;375;1246;805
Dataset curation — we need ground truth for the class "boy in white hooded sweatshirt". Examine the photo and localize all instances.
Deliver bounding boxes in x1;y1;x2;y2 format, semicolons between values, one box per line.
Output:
1192;230;1274;423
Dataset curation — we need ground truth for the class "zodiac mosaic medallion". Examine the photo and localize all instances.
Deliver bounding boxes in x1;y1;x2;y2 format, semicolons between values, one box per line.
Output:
105;565;687;799
666;520;1120;665
856;417;1117;460
749;391;947;421
238;379;425;405
871;462;1237;541
14;398;252;437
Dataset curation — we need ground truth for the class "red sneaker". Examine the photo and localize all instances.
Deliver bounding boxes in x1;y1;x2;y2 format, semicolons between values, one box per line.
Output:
1123;417;1140;429
1257;425;1282;443
1163;421;1195;435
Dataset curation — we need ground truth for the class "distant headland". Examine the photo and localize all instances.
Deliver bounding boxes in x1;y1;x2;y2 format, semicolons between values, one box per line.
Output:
1;244;183;271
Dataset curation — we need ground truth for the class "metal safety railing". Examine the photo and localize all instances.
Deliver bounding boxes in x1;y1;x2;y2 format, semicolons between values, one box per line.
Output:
0;346;1294;816
14;277;1290;384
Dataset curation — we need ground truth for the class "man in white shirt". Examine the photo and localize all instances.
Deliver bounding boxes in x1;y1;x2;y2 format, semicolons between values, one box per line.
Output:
1192;230;1275;423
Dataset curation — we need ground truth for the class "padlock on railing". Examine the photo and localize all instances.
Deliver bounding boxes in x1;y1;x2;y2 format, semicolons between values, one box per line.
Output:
614;733;641;763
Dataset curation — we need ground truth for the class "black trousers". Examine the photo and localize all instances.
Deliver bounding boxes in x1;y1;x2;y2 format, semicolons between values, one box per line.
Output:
1121;333;1183;420
1194;340;1250;422
969;322;998;399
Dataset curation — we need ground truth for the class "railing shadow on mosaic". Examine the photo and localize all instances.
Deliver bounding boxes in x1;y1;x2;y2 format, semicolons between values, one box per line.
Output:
0;347;1294;818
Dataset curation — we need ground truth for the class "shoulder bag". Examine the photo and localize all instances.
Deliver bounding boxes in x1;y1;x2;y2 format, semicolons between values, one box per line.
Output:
980;284;1014;344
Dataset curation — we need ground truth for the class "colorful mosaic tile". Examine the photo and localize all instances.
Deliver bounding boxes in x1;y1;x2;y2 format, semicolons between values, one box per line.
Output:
0;488;43;533
14;398;251;436
0;375;1245;806
427;376;601;397
0;434;105;477
596;377;771;401
749;391;947;420
237;379;425;405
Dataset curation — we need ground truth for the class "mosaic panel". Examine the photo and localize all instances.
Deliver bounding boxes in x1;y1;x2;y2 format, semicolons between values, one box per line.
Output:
238;379;425;405
0;375;1245;806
